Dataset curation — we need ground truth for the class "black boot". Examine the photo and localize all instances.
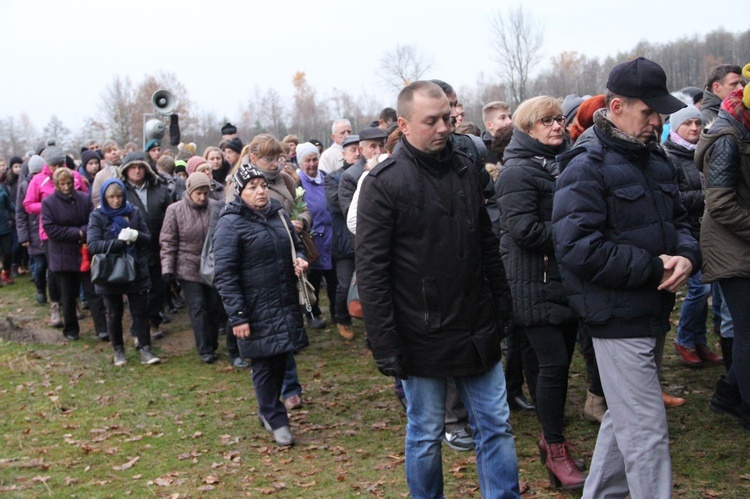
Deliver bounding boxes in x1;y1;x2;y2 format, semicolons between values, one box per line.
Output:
709;375;742;420
720;337;733;372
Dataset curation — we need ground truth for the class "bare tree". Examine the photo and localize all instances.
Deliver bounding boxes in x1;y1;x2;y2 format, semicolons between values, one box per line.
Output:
101;75;137;146
378;44;433;90
290;71;327;142
491;5;544;106
42;115;72;152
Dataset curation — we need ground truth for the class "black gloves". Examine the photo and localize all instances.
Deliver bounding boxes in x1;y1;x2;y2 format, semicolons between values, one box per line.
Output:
374;355;407;380
162;273;177;287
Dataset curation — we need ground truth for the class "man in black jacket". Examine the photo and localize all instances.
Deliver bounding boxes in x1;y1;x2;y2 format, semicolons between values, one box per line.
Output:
553;58;699;499
357;81;519;498
119;154;173;339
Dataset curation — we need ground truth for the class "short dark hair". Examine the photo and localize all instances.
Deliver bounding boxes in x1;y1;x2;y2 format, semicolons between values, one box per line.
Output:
379;107;397;123
397;81;445;121
704;64;743;91
604;90;635;109
429;79;455;97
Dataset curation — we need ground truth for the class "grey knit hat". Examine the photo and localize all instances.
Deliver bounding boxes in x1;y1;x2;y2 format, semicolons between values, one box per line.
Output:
28;155;45;175
562;95;584;126
42;146;66;166
670;104;702;132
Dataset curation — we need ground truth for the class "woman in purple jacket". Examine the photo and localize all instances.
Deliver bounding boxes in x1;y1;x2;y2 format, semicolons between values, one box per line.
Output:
41;168;107;341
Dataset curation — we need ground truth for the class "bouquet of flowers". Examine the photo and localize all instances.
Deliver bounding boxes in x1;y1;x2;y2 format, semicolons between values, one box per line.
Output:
290;186;307;220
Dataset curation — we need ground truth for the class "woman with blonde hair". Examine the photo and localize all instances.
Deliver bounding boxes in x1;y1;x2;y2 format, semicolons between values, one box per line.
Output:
203;146;231;185
495;95;585;489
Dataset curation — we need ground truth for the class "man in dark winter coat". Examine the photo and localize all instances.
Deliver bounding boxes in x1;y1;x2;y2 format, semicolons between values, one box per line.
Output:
324;135;360;340
356;80;519;498
700;64;744;126
552;57;700;499
119;153;173;337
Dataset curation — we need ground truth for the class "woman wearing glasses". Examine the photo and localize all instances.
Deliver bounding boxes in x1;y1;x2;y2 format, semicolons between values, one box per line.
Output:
495;96;586;489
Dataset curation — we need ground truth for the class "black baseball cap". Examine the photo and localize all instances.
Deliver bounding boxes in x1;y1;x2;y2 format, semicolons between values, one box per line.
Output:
607;57;686;114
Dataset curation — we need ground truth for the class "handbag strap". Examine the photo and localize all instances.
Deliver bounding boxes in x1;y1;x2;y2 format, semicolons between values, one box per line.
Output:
277;211;297;265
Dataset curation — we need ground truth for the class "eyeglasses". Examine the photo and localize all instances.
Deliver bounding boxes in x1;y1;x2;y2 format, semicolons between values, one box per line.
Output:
539;115;565;126
260;155;279;164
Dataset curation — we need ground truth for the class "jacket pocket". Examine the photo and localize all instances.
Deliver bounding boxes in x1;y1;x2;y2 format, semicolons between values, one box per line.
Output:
609;184;648;229
421;278;442;331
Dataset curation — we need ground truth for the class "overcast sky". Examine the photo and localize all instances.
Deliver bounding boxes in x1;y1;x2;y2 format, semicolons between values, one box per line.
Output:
2;0;746;132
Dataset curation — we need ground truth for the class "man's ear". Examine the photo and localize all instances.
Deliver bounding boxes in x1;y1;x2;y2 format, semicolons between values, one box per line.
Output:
610;97;623;117
398;116;409;136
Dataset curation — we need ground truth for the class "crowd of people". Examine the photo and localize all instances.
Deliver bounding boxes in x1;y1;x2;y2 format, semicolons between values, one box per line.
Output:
0;57;748;498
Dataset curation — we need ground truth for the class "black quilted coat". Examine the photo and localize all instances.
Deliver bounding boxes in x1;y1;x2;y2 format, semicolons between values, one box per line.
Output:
212;198;309;359
495;128;573;327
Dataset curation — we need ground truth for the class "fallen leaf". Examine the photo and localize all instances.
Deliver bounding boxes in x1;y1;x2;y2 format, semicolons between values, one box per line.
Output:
204;475;220;484
192;431;203;439
154;477;173;486
113;456;139;471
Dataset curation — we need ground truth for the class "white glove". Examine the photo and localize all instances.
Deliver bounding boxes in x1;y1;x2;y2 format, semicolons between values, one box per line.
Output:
117;227;139;243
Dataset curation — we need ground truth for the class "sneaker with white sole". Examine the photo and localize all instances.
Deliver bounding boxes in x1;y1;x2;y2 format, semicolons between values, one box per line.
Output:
139;345;161;365
113;347;127;367
444;426;474;451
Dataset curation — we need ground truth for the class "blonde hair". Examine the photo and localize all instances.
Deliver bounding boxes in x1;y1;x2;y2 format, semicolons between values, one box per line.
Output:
512;96;562;133
52;167;73;187
203;146;223;160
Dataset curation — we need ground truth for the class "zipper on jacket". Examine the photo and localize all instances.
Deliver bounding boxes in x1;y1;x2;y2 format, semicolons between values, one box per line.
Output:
543;254;549;283
422;283;430;328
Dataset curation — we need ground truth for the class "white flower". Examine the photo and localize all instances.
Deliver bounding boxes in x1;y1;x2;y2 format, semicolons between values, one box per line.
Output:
295;186;306;199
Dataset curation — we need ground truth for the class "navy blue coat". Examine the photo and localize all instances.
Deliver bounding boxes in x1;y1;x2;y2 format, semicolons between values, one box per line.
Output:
41;190;91;273
324;165;355;259
552;124;700;339
213;198;309;359
87;207;152;295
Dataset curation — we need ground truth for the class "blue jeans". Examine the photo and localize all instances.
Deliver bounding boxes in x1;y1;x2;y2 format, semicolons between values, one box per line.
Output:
281;354;301;399
401;361;520;499
676;271;711;348
713;283;734;339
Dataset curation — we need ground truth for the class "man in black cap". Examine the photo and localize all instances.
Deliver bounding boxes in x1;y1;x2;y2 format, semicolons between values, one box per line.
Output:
552;57;700;498
338;127;387;218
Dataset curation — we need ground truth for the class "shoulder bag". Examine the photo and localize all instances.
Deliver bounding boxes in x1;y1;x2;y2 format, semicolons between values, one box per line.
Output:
91;240;136;285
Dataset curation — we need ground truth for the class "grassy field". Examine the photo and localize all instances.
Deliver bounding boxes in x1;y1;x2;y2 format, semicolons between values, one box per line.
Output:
0;273;747;497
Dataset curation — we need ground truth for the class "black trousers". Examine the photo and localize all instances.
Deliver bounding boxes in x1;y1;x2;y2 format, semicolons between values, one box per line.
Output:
721;278;750;407
307;267;337;319
104;291;150;348
524;322;578;444
180;279;221;357
577;322;604;397
147;262;165;327
55;271;81;337
504;324;539;401
251;352;292;430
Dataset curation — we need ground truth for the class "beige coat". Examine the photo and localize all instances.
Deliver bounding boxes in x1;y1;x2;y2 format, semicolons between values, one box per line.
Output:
160;193;216;283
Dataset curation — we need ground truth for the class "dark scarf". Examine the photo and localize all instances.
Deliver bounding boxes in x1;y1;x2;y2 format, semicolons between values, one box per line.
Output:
99;178;134;235
504;127;565;177
721;89;750;133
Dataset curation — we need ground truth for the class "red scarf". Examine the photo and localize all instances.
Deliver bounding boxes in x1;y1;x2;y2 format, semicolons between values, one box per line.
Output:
720;89;750;132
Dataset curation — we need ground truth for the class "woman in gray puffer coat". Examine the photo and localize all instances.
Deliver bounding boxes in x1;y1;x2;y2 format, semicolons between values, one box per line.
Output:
160;172;221;363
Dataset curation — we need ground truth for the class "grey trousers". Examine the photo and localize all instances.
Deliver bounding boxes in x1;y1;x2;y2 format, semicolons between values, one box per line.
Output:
583;334;672;499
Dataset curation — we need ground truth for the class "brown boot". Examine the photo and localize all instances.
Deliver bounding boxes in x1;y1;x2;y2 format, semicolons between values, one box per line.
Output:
583;390;607;423
543;438;587;489
337;323;354;341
